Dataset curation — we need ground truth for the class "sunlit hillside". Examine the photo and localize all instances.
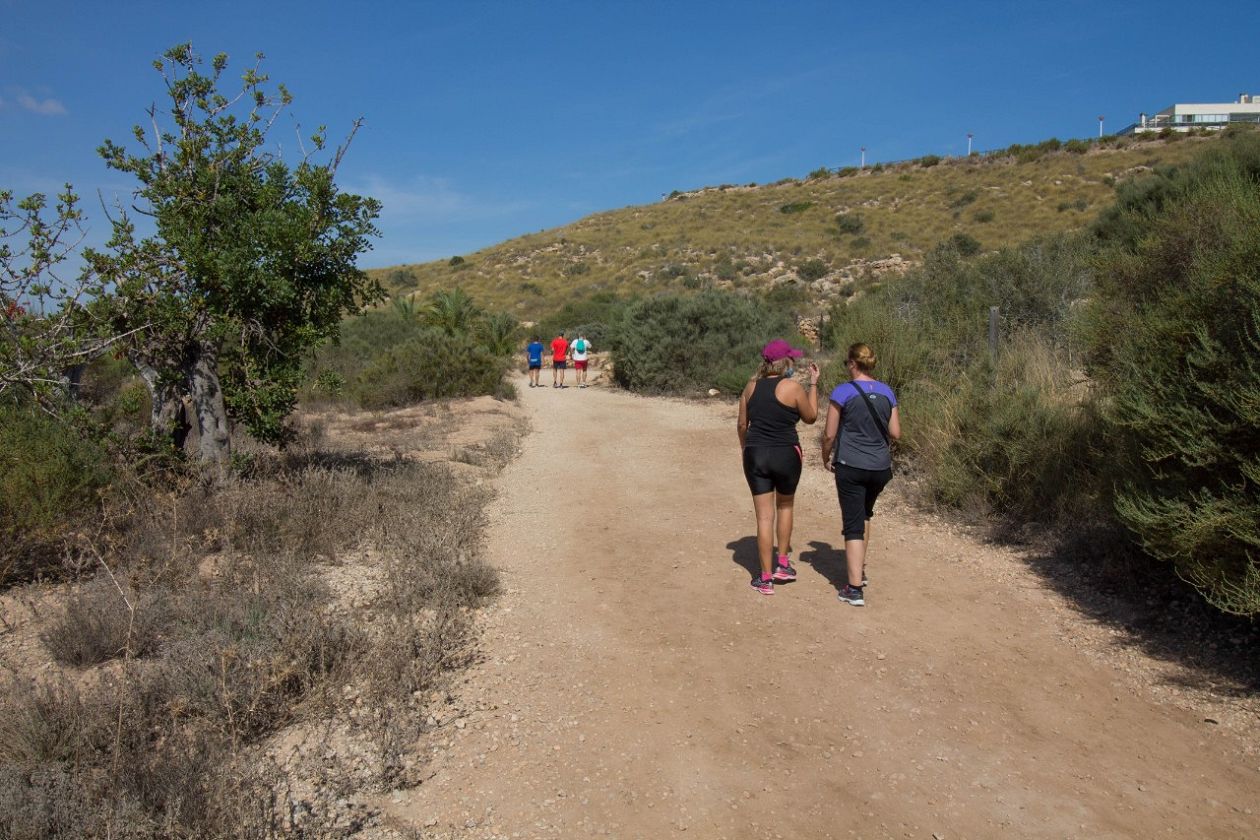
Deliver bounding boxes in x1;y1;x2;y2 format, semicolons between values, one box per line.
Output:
373;133;1215;319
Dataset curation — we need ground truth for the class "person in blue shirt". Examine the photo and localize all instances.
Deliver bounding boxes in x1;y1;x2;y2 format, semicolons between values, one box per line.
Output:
525;336;545;387
820;342;901;607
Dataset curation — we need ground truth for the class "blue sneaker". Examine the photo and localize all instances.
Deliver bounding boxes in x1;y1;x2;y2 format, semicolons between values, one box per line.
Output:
838;584;865;606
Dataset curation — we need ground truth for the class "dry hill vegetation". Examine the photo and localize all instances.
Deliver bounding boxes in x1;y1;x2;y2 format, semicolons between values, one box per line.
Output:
376;133;1212;318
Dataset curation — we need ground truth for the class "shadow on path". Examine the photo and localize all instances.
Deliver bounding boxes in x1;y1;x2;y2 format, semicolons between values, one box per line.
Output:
1018;528;1260;698
798;541;847;595
726;536;759;579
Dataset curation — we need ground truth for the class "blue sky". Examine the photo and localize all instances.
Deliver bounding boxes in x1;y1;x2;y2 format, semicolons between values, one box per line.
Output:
2;0;1255;268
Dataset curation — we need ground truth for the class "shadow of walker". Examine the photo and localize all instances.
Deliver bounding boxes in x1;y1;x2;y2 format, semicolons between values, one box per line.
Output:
725;536;761;579
799;540;847;595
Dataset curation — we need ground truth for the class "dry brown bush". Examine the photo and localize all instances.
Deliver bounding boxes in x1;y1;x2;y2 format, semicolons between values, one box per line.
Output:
2;439;507;837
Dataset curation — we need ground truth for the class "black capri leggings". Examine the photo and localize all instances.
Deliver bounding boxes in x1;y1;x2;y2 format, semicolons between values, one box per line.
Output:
743;445;803;495
834;464;893;540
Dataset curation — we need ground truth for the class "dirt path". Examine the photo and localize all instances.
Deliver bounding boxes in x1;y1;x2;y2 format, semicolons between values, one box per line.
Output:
383;377;1259;839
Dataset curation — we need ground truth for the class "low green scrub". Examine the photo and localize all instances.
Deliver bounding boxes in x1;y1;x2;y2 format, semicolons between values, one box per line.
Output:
612;290;796;394
0;405;114;585
305;290;517;408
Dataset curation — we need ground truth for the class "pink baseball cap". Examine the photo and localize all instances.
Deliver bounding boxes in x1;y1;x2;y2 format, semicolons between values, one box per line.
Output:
761;339;804;361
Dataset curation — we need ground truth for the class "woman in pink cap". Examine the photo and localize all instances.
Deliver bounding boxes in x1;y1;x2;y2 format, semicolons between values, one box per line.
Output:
737;339;820;595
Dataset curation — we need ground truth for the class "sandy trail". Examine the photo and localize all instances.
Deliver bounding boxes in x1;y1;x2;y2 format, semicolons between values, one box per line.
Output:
385;376;1259;839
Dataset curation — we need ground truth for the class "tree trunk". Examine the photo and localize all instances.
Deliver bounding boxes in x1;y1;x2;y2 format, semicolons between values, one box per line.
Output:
186;342;232;469
134;357;189;450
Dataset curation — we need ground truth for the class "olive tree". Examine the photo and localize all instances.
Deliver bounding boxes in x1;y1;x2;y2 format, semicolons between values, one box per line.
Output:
86;44;381;464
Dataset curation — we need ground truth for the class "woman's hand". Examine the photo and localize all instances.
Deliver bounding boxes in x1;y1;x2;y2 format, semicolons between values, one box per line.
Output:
807;362;819;386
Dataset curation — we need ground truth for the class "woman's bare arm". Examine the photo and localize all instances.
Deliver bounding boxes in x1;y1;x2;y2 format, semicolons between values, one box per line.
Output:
820;401;841;471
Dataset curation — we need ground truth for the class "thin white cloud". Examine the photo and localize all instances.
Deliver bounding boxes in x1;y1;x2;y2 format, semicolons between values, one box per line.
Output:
348;174;532;223
16;93;67;116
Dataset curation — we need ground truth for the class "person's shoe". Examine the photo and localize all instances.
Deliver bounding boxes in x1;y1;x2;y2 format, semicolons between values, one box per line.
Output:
772;561;797;581
750;577;774;596
862;569;869;587
837;584;865;606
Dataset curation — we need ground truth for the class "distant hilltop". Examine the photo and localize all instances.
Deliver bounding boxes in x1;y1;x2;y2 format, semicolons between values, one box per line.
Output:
374;130;1228;319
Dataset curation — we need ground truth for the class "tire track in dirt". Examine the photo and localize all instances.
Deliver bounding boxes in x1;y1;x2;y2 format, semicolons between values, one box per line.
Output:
384;377;1260;839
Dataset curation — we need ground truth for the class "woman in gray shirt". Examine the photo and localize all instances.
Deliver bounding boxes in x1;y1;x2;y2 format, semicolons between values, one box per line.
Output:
820;343;901;606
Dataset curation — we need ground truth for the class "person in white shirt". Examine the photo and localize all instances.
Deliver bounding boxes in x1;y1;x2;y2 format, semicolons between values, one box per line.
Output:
570;334;593;388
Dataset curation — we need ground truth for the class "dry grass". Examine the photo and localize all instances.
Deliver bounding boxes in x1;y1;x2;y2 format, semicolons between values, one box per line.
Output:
0;408;519;837
373;135;1213;319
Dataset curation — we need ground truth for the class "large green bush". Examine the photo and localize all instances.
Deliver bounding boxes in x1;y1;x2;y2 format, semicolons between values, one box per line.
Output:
612;290;795;394
351;328;512;408
1089;154;1260;615
305;291;516;408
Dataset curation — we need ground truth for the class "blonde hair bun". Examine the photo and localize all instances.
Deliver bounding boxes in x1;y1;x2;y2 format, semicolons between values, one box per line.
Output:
847;342;877;373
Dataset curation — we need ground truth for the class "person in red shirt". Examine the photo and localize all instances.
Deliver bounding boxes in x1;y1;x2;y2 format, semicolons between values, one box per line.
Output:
550;332;570;388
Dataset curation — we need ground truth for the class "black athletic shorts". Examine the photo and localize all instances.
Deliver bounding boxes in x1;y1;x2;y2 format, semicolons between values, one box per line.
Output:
743;445;803;496
834;464;893;540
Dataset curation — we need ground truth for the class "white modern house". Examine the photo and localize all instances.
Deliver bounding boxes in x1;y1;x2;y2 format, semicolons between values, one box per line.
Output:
1122;94;1260;134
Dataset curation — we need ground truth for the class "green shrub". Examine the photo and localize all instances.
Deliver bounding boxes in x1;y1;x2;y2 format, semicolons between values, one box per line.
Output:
850;236;871;250
808;166;831;180
950;189;979;208
796;259;829;282
448;255;465;266
351;328;511;408
917;155;942;167
779;202;813;214
1;406;113;585
974;209;995;223
1065;138;1091;154
947;232;982;256
304;292;515;409
835;213;865;235
611;290;795;393
1089;150;1260;615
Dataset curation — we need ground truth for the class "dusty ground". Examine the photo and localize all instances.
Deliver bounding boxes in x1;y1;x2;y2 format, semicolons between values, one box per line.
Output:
377;375;1260;840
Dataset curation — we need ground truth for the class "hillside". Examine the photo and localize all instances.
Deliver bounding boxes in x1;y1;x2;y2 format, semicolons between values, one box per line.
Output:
374;133;1216;318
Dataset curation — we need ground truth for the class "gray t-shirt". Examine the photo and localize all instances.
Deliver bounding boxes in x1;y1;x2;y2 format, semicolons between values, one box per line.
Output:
830;379;897;471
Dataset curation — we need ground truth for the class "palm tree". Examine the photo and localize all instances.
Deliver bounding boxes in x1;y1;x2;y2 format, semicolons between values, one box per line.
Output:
425;288;480;336
478;311;520;356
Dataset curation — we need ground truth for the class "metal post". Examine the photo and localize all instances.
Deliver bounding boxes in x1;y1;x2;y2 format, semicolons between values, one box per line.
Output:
1098;115;1105;137
860;146;866;169
967;133;973;155
988;306;1000;356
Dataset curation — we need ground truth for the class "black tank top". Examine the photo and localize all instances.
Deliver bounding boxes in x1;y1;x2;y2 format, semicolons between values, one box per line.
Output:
744;377;801;447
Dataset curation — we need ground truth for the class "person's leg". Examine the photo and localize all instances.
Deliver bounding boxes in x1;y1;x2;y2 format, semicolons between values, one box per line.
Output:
774;493;794;563
753;492;776;579
552;363;558;386
835;467;868;589
844;538;866;588
862;518;872;583
858;468;891;585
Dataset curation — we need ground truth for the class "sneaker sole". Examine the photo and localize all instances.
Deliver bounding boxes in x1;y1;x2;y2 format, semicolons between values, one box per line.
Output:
751;584;775;595
772;571;796;581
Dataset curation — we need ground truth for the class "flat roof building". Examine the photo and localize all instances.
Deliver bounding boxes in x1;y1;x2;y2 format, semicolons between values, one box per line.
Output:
1122;94;1260;134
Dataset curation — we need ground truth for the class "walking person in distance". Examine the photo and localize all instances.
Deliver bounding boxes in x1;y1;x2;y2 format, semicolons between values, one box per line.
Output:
570;333;592;388
525;335;545;387
551;331;569;388
820;342;900;607
737;339;819;595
